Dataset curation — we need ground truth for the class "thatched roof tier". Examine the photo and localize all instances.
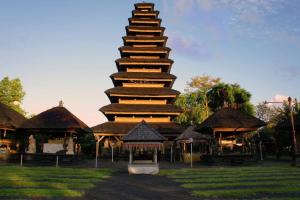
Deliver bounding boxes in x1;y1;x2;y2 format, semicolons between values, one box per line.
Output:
122;36;167;45
19;106;91;133
100;103;182;115
129;18;161;26
106;87;180;100
132;10;159;18
196;108;266;133
134;3;154;11
0;102;27;130
119;46;170;55
126;26;165;36
110;72;176;80
92;121;184;136
123;121;166;142
176;126;209;143
115;58;173;72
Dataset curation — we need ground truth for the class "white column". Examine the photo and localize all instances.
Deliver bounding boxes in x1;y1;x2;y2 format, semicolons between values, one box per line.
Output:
154;148;158;163
20;153;23;167
56;155;59;168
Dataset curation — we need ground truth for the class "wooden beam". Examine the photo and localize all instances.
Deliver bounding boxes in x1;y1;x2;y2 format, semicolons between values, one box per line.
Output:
110;94;176;98
105;111;180;115
114;116;171;123
114;78;173;82
122;83;165;88
119;99;167;105
213;128;259;132
127;68;162;73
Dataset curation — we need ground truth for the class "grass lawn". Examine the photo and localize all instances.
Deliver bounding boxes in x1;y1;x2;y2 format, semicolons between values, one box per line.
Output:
0;166;111;198
160;165;300;199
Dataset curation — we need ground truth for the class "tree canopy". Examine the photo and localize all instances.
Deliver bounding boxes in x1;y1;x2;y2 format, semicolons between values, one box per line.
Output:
175;75;254;125
207;83;254;115
0;77;26;115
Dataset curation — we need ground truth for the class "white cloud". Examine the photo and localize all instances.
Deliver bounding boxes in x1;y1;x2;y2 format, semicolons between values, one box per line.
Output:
168;33;212;59
272;94;289;102
265;94;289;106
163;0;290;42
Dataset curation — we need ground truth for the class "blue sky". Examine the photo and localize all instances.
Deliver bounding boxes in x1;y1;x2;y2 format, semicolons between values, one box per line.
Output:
1;0;299;126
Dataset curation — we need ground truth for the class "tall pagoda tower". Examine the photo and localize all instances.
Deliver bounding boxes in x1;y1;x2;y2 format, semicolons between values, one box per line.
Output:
93;2;183;143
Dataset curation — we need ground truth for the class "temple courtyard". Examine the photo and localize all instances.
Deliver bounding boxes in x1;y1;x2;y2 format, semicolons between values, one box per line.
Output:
0;161;299;200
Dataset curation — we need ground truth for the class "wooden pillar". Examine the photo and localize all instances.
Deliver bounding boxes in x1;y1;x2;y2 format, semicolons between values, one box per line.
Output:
95;139;100;168
242;136;245;153
129;147;133;164
190;142;193;168
258;132;263;161
111;145;114;163
20;153;23;167
170;144;173;162
219;133;223;153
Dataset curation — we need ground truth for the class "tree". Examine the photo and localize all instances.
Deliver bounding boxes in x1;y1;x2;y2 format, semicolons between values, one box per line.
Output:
174;91;206;125
207;83;255;115
175;75;221;125
256;102;279;123
0;77;26;115
185;75;221;118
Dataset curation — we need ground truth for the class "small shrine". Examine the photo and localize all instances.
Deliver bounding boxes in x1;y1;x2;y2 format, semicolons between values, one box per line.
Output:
176;126;209;164
123;120;166;174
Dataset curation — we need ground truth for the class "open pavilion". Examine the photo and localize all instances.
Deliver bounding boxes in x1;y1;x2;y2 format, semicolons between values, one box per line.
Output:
195;107;266;162
0;102;26;159
18;102;91;156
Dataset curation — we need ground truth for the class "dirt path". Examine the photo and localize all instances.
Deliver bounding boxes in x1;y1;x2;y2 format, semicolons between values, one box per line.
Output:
77;171;199;200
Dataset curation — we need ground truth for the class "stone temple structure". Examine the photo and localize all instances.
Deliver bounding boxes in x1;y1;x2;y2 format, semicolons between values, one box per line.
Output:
93;2;183;147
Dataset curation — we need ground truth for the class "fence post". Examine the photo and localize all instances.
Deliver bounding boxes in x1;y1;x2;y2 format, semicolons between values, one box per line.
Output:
56;155;59;167
20;153;23;167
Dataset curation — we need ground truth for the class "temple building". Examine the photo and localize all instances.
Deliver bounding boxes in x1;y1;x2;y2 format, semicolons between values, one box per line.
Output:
18;101;91;155
93;3;183;148
0;102;26;159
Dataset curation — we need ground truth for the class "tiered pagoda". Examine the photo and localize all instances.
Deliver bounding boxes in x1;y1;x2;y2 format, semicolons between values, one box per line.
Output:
93;2;183;144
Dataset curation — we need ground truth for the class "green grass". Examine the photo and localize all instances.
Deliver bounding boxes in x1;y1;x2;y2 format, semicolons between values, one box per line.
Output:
160;166;300;199
0;166;111;197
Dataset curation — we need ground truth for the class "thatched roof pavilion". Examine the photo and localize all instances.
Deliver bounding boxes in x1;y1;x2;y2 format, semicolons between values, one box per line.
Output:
196;108;266;133
0;102;26;130
195;108;266;157
0;102;27;156
18;102;91;155
123;120;166;174
19;104;91;133
176;126;209;143
123;120;166;149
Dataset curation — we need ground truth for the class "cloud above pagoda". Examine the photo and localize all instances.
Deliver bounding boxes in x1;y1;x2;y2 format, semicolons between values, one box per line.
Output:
168;33;212;60
163;0;298;43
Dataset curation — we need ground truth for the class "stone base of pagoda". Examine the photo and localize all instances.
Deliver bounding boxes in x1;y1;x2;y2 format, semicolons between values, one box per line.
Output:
128;161;159;175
